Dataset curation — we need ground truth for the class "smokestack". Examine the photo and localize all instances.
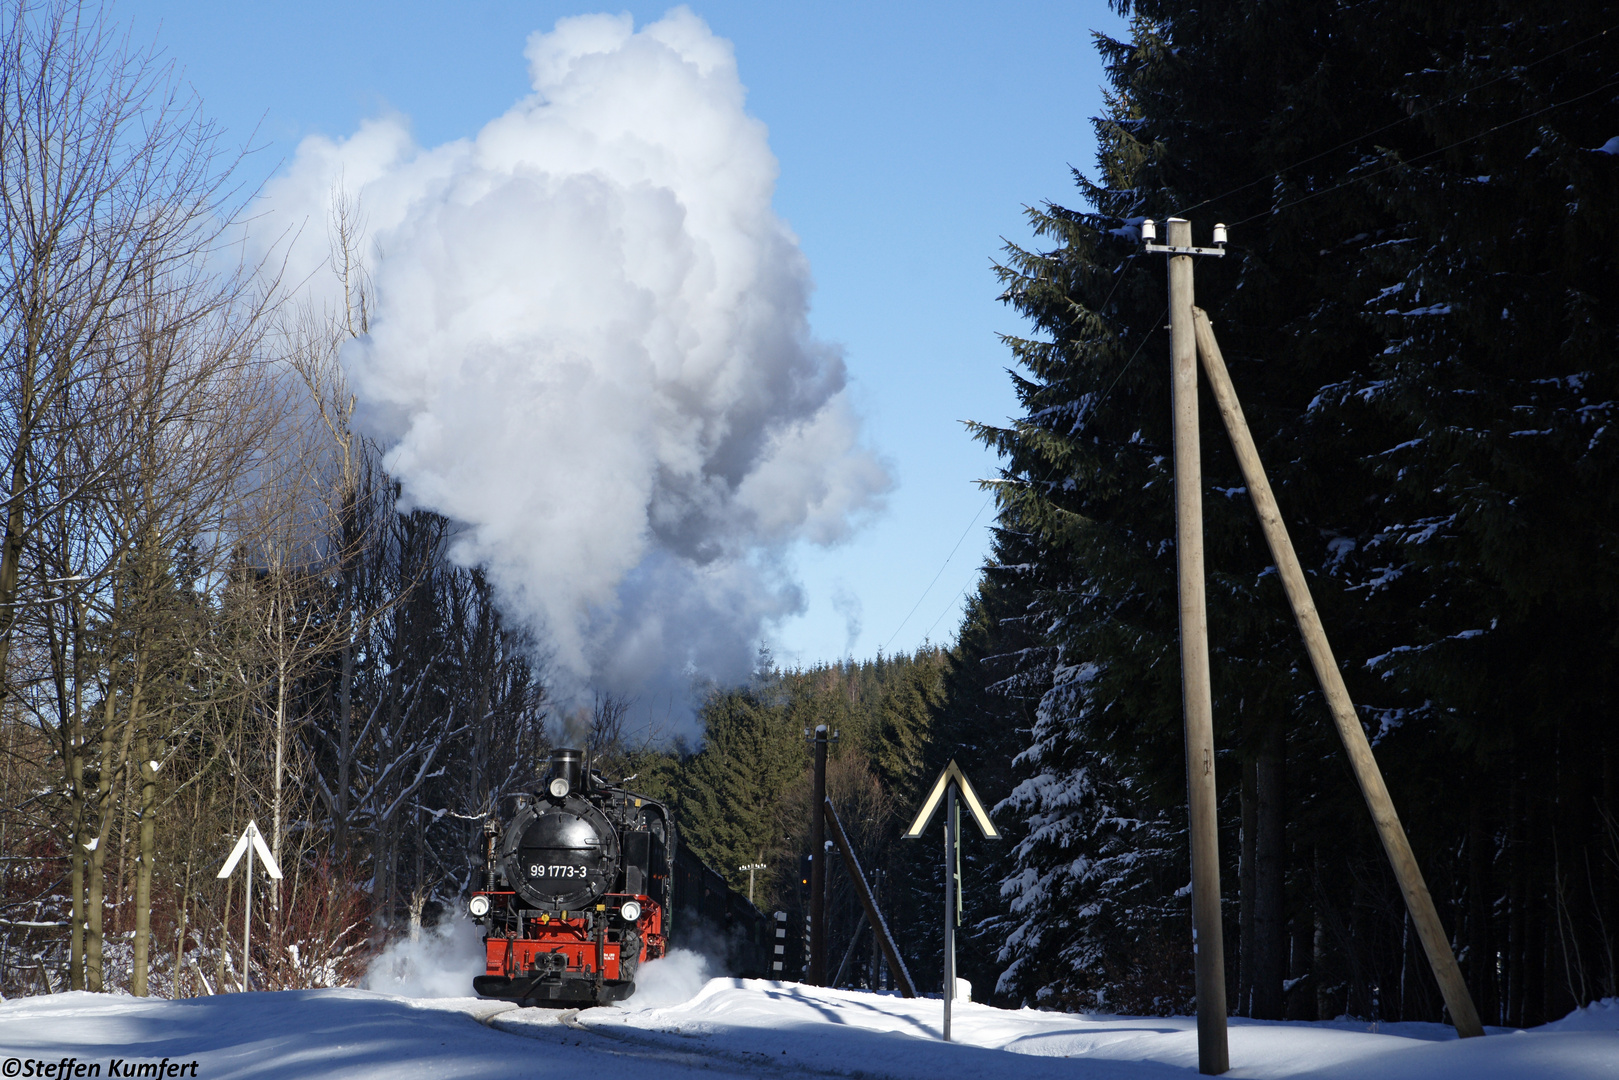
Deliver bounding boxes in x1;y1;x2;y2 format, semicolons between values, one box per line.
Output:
548;748;584;796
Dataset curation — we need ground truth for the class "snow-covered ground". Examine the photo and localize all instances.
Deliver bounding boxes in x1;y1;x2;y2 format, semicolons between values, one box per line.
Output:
2;964;1615;1079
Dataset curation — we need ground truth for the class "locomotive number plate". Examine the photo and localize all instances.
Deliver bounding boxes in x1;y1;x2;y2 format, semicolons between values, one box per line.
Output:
528;864;587;879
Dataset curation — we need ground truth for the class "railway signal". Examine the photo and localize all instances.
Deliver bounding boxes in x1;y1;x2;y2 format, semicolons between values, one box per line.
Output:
904;759;998;1041
217;820;282;992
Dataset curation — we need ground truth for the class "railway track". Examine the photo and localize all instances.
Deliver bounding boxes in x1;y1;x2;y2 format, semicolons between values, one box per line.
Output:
482;1004;894;1079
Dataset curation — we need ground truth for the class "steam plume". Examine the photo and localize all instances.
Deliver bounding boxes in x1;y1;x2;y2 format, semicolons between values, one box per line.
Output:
264;9;888;721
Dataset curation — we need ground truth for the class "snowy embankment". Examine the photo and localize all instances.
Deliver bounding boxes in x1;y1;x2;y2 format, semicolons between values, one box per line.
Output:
569;980;1619;1079
1;971;1615;1080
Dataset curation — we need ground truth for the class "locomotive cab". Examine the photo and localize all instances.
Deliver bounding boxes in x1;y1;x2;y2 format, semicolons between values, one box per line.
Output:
470;748;672;1005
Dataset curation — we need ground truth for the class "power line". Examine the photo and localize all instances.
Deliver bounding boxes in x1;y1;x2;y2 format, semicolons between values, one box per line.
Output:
1230;74;1619;228
883;493;994;652
914;309;1162;645
987;29;1619;641
1171;22;1617;222
1082;60;1617;403
921;582;974;643
1096;302;1169;404
1066;25;1616;372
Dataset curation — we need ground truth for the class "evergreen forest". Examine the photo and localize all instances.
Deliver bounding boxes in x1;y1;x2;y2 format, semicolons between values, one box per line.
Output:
0;0;1614;1031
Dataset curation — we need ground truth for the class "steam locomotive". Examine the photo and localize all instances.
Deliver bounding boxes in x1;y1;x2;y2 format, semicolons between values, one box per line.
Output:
468;747;774;1004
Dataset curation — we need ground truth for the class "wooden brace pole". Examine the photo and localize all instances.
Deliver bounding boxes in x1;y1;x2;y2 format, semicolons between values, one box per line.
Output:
1191;307;1484;1039
824;798;917;997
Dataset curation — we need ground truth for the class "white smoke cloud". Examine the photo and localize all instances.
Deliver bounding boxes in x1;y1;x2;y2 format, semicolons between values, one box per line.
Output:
262;8;888;719
831;584;863;658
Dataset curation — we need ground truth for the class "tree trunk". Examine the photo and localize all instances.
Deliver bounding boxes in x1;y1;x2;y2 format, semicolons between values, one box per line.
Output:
1604;743;1616;999
1467;790;1495;1023
70;604;88;990
114;763;136;935
1313;849;1333;1021
1239;756;1257;1016
335;478;360;858
0;361;35;701
172;796;196;999
337;635;353;855
87;694;116;992
1524;785;1546;1026
1252;726;1287;1019
86;826;107;990
69;639;87;991
217;874;232;992
271;592;288;913
1286;905;1312;1019
70;774;86;990
132;730;156;995
1506;775;1525;1026
88;643;139;992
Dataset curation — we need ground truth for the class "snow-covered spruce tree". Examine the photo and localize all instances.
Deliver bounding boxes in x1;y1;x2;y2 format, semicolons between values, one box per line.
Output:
1331;8;1619;1023
970;111;1208;1008
974;0;1616;1021
994;663;1194;1014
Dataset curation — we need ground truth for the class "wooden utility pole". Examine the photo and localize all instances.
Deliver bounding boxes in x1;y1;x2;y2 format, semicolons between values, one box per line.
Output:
740;862;767;906
807;725;832;985
1190;307;1485;1039
1152;216;1230;1075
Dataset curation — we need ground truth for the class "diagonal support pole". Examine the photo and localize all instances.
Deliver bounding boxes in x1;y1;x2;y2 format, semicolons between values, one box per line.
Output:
1191;306;1484;1039
824;799;917;997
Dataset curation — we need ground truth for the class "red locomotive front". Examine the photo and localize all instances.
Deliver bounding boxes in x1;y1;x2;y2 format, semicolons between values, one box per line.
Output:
469;748;673;1004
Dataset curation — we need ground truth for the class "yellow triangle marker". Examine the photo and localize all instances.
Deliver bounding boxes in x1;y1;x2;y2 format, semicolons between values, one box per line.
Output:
903;759;998;840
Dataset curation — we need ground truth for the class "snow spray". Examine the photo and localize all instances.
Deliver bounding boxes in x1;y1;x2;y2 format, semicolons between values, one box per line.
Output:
362;917;485;998
618;948;712;1010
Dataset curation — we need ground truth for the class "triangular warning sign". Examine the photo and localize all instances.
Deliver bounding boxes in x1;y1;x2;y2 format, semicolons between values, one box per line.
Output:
902;759;998;840
217;820;283;881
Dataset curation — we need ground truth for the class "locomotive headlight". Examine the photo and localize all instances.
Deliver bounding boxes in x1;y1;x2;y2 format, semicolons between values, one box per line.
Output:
619;900;642;922
468;895;491;918
548;777;570;799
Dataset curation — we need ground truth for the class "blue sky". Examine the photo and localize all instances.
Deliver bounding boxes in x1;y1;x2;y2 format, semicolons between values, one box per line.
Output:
119;0;1125;669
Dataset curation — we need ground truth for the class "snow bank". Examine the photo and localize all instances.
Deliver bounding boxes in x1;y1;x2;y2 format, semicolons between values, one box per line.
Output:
1543;997;1619;1031
617;947;711;1010
2;980;1615;1079
581;978;1619;1080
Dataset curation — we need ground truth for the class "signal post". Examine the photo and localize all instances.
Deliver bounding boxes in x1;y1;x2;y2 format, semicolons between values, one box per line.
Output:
903;759;998;1042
